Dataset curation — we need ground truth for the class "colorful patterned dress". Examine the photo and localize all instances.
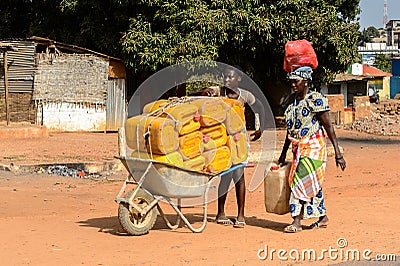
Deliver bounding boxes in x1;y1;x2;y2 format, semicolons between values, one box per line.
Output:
284;91;330;219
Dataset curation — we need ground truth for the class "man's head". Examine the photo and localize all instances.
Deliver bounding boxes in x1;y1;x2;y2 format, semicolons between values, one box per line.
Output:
224;67;242;99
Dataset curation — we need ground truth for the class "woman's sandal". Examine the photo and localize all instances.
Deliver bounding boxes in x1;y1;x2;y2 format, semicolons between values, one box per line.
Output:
309;222;328;229
284;224;302;233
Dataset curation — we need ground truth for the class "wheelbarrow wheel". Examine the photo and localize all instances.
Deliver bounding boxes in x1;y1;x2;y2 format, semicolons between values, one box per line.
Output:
118;188;157;236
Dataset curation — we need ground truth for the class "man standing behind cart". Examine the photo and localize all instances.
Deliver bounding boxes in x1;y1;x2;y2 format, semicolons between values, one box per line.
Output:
190;66;264;228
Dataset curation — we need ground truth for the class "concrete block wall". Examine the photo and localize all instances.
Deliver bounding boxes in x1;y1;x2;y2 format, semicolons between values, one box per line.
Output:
38;102;107;131
373;100;400;115
0;93;36;123
326;94;345;124
353;96;371;120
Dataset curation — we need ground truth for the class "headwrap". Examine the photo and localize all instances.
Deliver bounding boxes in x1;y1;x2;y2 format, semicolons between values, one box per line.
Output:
287;66;313;81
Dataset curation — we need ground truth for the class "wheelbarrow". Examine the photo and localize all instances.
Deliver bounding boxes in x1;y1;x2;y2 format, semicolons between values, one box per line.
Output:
115;156;246;236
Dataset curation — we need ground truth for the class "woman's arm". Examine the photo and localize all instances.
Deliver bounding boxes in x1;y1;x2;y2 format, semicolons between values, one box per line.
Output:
278;131;291;166
317;111;346;171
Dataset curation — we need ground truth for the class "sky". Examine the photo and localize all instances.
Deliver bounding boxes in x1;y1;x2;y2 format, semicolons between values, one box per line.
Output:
358;0;400;30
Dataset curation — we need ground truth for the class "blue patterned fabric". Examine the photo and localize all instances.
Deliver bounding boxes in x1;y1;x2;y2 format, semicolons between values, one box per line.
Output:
287;66;313;81
289;189;326;219
284;91;330;140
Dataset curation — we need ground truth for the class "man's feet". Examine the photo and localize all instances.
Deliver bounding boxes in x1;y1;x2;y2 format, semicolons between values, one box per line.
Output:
215;214;234;226
233;216;246;228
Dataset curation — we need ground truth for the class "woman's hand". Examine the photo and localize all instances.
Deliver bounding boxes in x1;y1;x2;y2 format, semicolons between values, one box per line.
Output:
335;156;346;171
278;153;286;167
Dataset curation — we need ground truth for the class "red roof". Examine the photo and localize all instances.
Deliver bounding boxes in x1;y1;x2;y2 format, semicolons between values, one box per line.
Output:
363;65;392;77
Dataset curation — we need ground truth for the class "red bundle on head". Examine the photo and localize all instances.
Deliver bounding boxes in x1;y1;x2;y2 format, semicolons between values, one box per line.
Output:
283;39;318;73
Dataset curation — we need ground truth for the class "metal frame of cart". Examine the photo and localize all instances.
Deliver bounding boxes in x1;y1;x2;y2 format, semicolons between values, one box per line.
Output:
115;156;245;236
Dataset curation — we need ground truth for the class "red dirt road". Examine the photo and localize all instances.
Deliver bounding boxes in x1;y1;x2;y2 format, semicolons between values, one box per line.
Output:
0;129;399;265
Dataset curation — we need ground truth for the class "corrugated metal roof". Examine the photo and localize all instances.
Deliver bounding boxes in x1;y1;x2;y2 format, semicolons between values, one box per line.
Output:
29;36;123;62
334;73;372;82
0;40;35;93
335;64;392;82
363;65;392;77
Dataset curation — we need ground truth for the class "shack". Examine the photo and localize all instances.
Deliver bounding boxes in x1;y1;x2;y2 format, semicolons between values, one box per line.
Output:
322;63;392;107
0;36;126;131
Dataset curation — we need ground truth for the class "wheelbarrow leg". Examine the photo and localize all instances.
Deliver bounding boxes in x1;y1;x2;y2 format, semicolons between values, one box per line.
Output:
157;201;182;230
157;182;211;233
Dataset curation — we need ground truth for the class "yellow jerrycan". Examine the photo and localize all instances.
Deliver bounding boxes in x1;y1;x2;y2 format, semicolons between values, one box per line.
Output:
222;98;246;135
125;115;179;155
142;99;169;114
164;103;201;135
192;98;226;127
203;146;232;174
200;124;228;151
179;131;204;160
130;151;184;167
227;132;248;165
183;155;206;171
264;162;292;215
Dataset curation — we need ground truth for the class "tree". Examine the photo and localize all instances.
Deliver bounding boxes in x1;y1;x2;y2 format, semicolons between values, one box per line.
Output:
2;0;361;111
366;26;380;38
358;26;380;46
375;54;392;73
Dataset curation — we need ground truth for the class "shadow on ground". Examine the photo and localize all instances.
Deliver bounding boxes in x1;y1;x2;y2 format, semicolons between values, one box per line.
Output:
77;213;292;236
337;136;400;145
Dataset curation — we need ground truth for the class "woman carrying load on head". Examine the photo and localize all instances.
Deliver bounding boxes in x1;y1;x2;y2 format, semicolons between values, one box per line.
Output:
278;65;346;233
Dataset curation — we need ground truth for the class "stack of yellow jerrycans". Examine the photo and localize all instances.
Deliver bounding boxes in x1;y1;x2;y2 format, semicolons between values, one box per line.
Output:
124;97;249;174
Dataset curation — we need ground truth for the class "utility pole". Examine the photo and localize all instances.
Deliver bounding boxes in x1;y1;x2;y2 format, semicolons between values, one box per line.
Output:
383;0;388;27
1;44;15;126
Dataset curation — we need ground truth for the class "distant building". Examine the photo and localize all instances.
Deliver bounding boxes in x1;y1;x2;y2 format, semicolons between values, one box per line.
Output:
0;36;126;131
321;63;392;107
357;42;399;66
386;20;400;47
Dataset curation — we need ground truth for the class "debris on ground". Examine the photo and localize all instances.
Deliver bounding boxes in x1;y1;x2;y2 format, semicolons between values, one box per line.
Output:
344;100;400;136
36;165;102;179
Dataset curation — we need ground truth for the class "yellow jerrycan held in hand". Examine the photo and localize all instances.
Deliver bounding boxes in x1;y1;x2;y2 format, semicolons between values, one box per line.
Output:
125;115;179;155
264;162;292;215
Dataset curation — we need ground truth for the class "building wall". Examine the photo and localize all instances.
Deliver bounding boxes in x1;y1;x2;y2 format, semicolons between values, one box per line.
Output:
353;96;371;120
38;103;106;131
33;54;109;104
381;77;391;100
33;53;110;131
0;93;36;123
326;94;345;124
390;77;400;98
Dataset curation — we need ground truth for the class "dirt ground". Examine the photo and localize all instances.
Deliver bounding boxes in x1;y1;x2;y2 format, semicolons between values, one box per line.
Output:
0;128;399;265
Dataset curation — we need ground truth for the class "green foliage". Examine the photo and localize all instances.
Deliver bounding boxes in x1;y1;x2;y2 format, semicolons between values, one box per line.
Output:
375;54;392;73
358;26;380;46
1;0;361;93
366;26;380;38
